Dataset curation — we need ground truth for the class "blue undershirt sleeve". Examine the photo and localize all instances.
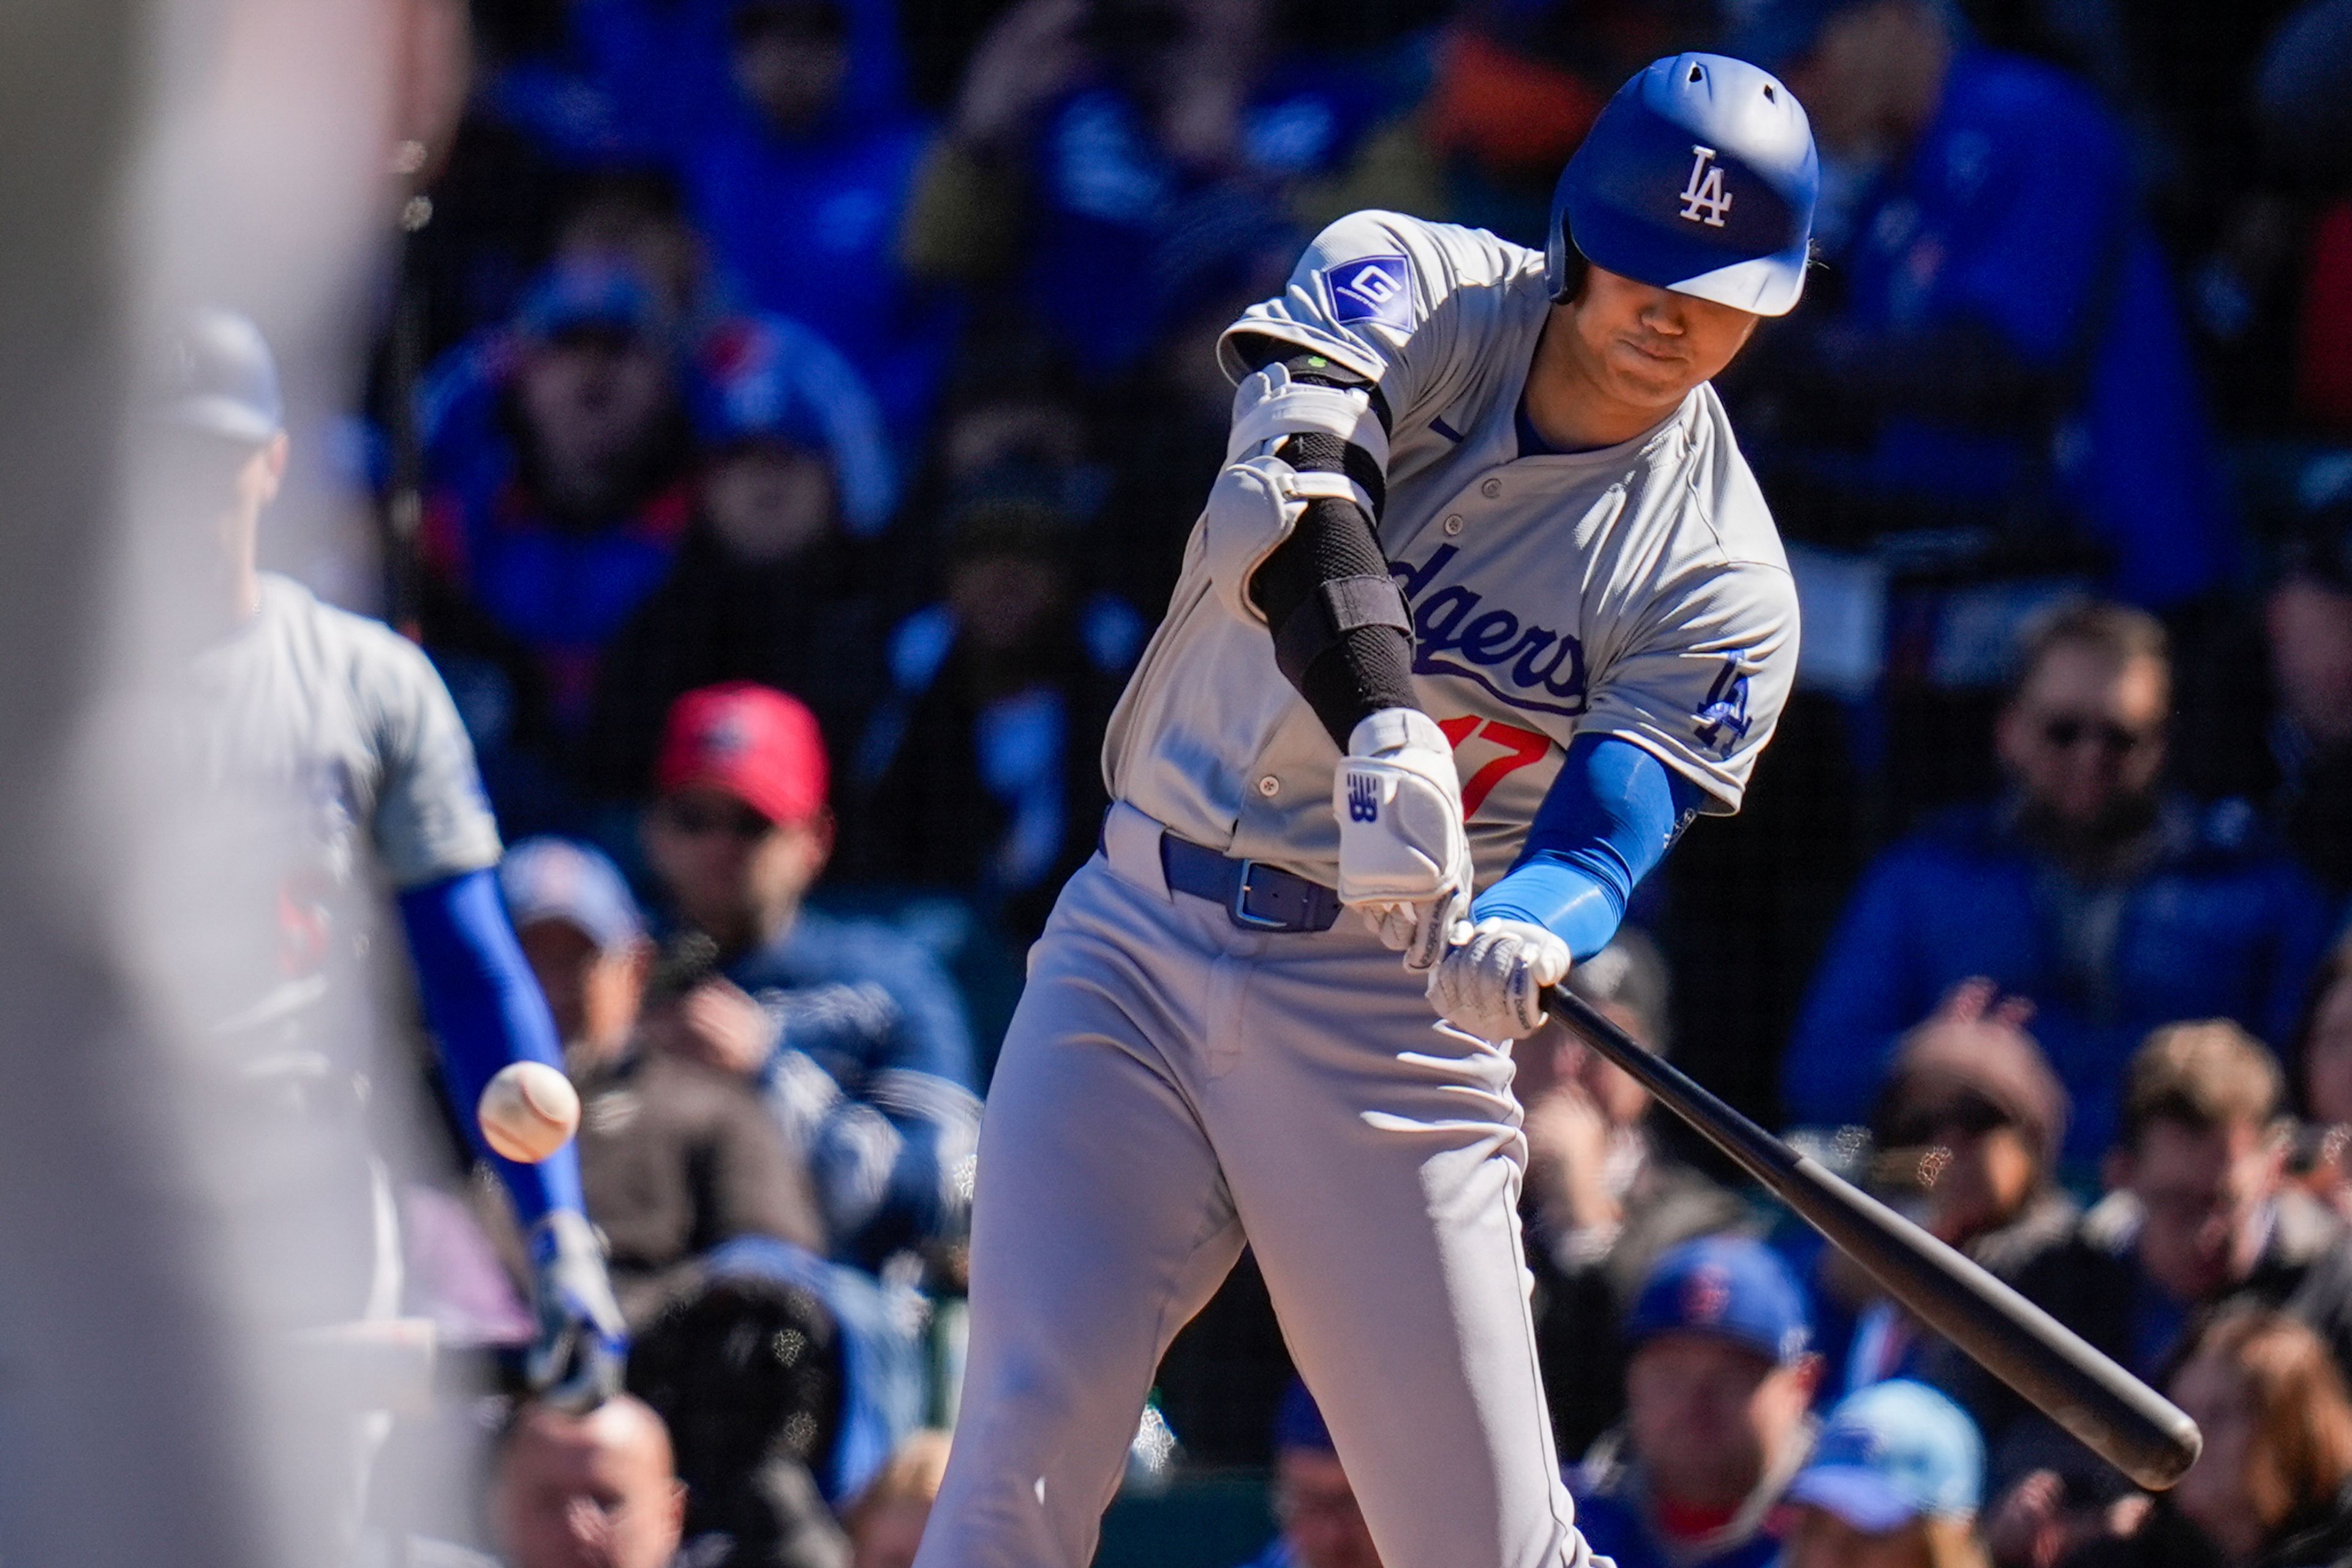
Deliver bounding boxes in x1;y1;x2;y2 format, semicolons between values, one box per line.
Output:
397;867;584;1229
1470;733;1708;960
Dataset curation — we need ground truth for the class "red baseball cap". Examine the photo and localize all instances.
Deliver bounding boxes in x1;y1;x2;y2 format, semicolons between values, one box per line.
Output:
654;682;829;826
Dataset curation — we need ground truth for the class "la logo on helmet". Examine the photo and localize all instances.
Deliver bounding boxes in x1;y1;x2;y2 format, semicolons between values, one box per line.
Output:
1677;144;1732;227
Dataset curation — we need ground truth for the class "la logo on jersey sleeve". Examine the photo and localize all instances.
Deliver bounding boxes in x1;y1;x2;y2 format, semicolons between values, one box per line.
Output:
1324;255;1414;328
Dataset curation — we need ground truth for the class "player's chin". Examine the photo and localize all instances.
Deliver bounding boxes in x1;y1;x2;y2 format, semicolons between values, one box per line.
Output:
1605;344;1700;404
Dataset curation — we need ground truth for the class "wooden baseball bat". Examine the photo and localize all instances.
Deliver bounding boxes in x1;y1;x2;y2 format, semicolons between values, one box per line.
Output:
1541;984;2202;1490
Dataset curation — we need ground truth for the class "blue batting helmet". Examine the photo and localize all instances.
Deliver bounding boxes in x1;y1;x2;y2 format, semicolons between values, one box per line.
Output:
1546;53;1819;317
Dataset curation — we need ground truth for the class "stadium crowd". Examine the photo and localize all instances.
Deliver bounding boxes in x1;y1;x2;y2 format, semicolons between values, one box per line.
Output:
327;0;2352;1561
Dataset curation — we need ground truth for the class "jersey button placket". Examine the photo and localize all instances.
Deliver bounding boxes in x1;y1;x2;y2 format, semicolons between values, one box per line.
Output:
1480;477;1503;499
1442;514;1464;537
1256;775;1280;797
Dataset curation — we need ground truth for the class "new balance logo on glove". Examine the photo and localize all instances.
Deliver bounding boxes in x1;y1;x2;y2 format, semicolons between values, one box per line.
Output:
1347;774;1381;823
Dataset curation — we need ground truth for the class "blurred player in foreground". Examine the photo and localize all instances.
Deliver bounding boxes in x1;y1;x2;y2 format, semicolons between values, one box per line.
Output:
920;51;1814;1568
152;310;625;1421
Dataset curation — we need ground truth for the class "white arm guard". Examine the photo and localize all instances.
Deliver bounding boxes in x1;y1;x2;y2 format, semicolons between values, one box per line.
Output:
1200;361;1388;626
1335;707;1472;972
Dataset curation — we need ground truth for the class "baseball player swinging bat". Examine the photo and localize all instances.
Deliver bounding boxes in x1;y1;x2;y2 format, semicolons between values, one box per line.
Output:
1541;983;2203;1490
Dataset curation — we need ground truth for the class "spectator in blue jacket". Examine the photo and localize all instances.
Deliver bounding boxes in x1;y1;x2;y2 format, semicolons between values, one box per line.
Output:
1784;602;2337;1164
1736;0;2228;611
415;260;697;829
677;0;956;441
899;0;1403;377
639;682;982;1273
1571;1237;1823;1568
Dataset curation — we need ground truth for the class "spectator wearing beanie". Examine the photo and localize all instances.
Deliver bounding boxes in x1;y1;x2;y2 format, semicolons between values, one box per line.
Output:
1823;983;2080;1395
639;682;981;1273
1572;1237;1823;1568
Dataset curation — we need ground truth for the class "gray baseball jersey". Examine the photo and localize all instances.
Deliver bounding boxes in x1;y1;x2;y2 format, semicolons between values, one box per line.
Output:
1106;209;1799;885
167;571;503;1041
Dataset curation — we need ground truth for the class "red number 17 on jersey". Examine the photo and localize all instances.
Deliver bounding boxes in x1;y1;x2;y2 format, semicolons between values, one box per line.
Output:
1437;715;1551;816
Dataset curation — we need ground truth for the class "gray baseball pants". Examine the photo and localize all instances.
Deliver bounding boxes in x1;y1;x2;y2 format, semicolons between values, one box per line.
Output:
915;803;1589;1568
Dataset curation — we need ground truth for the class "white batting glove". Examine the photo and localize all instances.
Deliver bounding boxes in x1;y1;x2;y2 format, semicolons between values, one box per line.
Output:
1335;709;1472;973
526;1209;628;1414
1427;918;1573;1041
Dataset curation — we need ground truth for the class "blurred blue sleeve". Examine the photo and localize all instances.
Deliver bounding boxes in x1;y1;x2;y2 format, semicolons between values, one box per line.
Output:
1472;734;1706;960
397;868;583;1229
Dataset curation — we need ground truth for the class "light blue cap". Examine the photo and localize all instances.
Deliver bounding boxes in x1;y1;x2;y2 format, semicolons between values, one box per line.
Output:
499;836;645;954
1789;1380;1985;1532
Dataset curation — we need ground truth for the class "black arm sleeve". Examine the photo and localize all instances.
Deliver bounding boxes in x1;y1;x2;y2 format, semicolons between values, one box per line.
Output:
1229;336;1419;748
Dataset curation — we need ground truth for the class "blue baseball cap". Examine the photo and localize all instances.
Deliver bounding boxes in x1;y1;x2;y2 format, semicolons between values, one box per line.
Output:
516;262;669;344
700;345;834;454
1789;1381;1985;1532
1626;1236;1813;1365
159;307;284;445
1548;53;1819;316
500;837;646;954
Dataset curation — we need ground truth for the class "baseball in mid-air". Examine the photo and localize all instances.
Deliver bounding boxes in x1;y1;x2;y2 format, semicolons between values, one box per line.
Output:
477;1061;581;1163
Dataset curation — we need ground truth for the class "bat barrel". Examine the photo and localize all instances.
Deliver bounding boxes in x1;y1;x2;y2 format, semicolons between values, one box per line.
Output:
1540;986;2203;1490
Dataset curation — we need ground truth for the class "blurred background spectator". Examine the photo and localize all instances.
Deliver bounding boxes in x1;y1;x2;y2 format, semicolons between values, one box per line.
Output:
1234;1381;1382;1568
1780;1381;1988;1568
503;835;832;1324
844;1430;952;1568
835;489;1144;936
1945;1022;2352;1485
492;1395;690;1568
2293;937;2352;1224
1571;1237;1823;1568
641;683;981;1273
1804;985;2079;1396
1738;0;2225;612
1784;603;2335;1164
2058;1308;2352;1568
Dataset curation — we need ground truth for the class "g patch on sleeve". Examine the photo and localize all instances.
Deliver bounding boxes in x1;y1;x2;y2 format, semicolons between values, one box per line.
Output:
1324;254;1414;330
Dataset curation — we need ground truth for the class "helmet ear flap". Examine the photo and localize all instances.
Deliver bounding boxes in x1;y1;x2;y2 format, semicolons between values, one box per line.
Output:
1551;244;1589;305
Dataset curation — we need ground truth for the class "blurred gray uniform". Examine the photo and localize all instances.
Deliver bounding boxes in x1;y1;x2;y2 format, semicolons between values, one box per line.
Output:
165;570;503;1329
919;213;1797;1568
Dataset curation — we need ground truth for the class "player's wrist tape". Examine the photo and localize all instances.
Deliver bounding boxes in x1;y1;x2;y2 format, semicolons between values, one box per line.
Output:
1273;573;1412;687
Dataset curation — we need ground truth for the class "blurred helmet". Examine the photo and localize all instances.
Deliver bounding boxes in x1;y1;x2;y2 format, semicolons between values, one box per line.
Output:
1547;53;1819;317
160;307;284;445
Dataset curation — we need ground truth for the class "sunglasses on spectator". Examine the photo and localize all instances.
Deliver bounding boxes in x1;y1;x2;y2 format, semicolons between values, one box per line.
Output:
1887;1094;2012;1149
660;798;775;840
2034;713;2155;755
